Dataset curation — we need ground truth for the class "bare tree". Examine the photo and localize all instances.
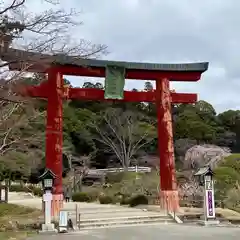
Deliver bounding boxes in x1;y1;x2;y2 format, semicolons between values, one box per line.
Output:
0;0;107;100
0;1;107;163
178;178;203;198
73;155;91;191
0;0;107;82
90;108;156;170
0;0;107;55
64;155;91;192
0;103;44;155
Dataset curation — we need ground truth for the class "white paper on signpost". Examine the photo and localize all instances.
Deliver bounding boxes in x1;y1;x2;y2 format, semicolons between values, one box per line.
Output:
59;210;68;232
204;176;216;219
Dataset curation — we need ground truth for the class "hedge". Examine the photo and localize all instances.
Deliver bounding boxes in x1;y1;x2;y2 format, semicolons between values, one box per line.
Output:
72;192;98;202
128;194;148;207
99;195;115;204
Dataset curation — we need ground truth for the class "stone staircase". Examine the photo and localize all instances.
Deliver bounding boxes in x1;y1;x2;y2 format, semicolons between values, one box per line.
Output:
65;203;175;230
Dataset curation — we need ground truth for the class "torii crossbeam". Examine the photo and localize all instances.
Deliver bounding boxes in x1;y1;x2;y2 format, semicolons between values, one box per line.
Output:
0;47;209;217
23;82;197;103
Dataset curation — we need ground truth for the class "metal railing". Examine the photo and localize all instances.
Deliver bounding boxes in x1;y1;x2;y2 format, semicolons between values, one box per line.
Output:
88;167;151;174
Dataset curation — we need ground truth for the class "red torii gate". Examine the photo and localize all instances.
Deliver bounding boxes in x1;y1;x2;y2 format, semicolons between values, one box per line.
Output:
1;48;208;216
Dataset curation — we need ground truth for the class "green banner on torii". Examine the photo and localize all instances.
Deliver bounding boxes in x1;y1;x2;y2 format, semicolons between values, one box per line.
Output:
104;65;125;100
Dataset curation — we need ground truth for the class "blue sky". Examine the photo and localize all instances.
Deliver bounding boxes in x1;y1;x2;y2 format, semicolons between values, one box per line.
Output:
24;0;240;113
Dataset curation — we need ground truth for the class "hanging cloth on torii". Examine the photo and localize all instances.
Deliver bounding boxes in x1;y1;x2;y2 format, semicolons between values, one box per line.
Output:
104;65;125;100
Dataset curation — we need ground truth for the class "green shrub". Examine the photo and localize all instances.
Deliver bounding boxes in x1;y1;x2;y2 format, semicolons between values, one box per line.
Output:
223;185;240;211
214;166;240;200
98;195;115;204
128;194;148;207
105;173;125;184
72;192;92;202
221;154;240;173
105;172;141;184
120;196;131;205
32;188;43;197
86;191;99;202
9;185;29;193
114;192;131;205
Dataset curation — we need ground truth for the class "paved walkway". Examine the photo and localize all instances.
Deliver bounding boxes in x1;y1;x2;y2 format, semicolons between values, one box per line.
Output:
28;224;240;239
8;194;168;221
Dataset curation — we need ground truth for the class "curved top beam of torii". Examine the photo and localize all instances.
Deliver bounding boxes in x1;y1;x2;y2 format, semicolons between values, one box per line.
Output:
0;47;209;81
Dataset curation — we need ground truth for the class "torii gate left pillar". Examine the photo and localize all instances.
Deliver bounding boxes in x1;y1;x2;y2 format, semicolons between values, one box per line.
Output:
45;69;64;216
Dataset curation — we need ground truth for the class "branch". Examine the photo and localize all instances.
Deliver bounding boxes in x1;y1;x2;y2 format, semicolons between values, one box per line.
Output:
103;112;125;148
129;137;155;160
125;115;134;165
92;123;123;165
1;102;20;121
0;106;44;155
103;110;131;167
0;126;17;153
0;0;25;15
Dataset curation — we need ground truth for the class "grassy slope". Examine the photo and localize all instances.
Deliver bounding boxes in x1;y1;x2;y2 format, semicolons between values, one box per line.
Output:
0;203;41;240
0;232;35;240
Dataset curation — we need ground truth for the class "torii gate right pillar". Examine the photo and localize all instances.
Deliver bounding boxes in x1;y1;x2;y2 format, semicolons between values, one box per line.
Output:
156;78;179;212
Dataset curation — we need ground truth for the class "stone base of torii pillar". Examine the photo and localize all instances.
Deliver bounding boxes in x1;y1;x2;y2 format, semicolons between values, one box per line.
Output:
51;194;64;218
160;190;180;213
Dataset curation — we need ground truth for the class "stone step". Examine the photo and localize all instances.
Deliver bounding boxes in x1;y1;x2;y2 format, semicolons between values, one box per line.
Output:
77;213;167;220
69;208;165;215
65;203;123;209
74;221;174;232
78;216;174;230
65;207;151;214
79;214;170;223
